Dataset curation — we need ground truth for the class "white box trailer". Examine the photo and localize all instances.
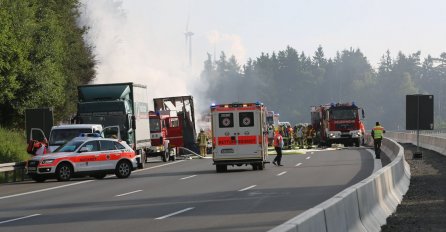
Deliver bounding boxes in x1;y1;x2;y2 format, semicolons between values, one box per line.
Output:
211;102;268;172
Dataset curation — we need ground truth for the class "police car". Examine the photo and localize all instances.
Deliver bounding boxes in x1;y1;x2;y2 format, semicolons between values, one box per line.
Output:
26;136;137;182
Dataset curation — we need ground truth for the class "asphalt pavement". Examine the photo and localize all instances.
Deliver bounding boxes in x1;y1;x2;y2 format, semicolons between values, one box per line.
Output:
0;147;375;232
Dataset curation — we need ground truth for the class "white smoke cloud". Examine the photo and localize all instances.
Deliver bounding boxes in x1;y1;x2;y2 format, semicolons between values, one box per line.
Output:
78;0;194;103
78;1;247;128
207;30;246;63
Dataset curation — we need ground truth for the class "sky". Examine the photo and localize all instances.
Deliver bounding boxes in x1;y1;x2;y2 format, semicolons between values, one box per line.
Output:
79;0;446;111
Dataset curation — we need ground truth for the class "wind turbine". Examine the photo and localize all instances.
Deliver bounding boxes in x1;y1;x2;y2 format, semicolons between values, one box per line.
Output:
185;12;193;67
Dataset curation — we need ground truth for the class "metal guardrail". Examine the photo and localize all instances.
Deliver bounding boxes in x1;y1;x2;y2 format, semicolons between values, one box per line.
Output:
0;162;28;183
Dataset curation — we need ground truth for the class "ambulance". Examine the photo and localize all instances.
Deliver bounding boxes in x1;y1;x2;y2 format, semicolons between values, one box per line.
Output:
210;102;268;172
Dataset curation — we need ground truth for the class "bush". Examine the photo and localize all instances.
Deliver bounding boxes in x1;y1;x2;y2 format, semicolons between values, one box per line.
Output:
0;127;30;163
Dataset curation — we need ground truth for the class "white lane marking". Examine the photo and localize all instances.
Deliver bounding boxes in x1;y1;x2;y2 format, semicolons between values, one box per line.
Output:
0;161;185;200
238;185;256;192
0;180;95;200
295;163;302;167
180;175;197;180
133;160;185;173
306;156;311;160
0;214;41;225
115;190;142;197
277;171;287;176
155;207;194;220
310;152;314;154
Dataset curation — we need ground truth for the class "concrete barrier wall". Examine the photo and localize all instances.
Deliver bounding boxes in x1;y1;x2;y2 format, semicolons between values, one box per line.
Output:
268;138;411;232
386;131;446;157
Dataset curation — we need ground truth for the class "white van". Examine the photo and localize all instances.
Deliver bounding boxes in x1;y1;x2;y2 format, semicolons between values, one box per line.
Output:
211;102;268;172
48;124;103;152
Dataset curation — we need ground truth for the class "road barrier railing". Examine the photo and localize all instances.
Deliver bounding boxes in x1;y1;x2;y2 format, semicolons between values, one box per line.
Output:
269;137;410;232
0;162;27;183
386;131;446;157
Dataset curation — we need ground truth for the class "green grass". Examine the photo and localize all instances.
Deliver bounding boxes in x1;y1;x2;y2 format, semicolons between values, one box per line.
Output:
0;127;30;163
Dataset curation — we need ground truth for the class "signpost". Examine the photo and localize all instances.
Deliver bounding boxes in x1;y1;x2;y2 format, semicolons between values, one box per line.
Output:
406;95;434;159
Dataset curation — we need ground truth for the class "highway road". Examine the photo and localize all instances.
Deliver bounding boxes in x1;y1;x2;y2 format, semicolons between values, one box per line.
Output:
0;147;376;232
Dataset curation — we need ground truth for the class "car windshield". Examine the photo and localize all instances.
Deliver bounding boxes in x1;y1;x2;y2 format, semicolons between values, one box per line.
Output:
54;140;84;152
330;109;357;120
50;129;93;146
149;118;161;132
266;116;273;125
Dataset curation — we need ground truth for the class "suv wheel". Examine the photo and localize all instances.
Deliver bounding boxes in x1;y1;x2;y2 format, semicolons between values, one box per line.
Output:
56;163;72;181
115;161;131;178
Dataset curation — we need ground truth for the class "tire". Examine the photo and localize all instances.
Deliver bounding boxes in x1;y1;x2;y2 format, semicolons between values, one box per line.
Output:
92;173;107;179
31;176;46;183
326;140;332;148
115;160;132;178
216;164;227;173
138;151;145;169
252;164;258;171
56;163;73;182
258;163;264;170
162;151;168;162
355;138;360;147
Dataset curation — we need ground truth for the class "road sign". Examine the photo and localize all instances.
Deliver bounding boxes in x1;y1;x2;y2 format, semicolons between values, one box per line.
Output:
406;95;434;130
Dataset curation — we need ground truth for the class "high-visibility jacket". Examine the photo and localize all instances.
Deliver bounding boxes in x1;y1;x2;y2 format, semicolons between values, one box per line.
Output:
372;126;385;139
274;133;283;148
197;132;207;146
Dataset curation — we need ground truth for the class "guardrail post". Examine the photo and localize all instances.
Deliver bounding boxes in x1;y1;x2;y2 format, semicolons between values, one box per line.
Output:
21;168;26;181
13;170;17;182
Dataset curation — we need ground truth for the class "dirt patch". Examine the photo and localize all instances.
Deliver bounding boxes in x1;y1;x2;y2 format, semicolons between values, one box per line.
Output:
381;143;446;232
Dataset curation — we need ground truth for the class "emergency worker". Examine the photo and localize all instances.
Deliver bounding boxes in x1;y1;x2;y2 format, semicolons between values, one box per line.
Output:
273;129;283;166
197;129;208;157
295;124;304;149
306;125;315;149
360;121;366;145
371;122;386;159
287;125;293;147
34;138;48;155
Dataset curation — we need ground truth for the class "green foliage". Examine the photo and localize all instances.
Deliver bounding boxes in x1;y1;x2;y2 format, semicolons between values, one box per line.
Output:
0;0;95;128
0;127;30;163
201;45;446;130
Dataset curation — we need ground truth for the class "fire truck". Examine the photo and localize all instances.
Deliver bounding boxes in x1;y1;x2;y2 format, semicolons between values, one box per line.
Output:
153;96;197;156
311;102;365;147
211;102;269;172
148;111;170;161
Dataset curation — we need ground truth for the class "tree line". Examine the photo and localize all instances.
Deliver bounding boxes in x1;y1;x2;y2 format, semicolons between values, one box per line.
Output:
200;46;446;130
0;0;95;128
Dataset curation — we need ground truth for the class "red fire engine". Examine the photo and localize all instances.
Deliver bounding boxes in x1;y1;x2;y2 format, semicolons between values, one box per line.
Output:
311;102;365;147
153;96;197;156
148;111;170;161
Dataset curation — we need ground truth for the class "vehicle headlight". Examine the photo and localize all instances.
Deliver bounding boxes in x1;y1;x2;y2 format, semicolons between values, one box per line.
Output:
41;159;55;164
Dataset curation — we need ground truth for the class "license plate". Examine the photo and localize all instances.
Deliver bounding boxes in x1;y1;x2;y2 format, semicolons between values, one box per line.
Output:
27;167;37;171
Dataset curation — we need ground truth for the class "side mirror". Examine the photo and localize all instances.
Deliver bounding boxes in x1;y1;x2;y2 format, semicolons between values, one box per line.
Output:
79;147;90;153
361;109;365;119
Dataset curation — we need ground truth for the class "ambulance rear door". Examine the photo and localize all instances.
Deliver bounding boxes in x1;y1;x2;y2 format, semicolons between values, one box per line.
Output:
212;109;238;160
212;106;262;160
236;108;262;159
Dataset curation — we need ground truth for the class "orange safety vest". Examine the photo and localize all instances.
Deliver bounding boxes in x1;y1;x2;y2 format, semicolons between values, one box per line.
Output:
274;134;283;147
